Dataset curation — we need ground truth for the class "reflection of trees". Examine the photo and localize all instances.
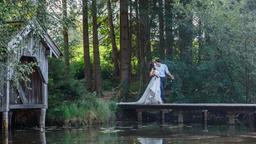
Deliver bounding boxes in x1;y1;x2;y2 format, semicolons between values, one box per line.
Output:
46;128;121;144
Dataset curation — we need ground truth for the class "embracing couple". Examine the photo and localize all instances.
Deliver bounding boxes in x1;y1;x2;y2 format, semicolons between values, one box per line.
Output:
136;58;174;104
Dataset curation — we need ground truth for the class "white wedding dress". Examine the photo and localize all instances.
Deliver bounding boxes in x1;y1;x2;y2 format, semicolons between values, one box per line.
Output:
133;70;163;104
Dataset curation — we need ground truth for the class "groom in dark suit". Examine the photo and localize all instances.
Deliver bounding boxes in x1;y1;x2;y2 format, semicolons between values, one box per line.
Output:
154;58;174;102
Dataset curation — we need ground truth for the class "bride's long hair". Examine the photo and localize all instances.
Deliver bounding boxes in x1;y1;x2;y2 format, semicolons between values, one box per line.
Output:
149;61;156;71
149;62;156;78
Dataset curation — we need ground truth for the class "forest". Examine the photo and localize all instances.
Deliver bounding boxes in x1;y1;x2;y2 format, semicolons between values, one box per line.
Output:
1;0;256;125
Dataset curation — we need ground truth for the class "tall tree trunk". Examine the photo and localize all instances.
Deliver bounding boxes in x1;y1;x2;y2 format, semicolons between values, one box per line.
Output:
158;0;165;59
107;0;119;79
139;0;152;83
178;0;193;98
164;0;174;59
119;0;131;99
150;0;158;42
179;0;193;65
145;0;151;70
135;0;143;91
198;19;203;63
62;0;70;67
82;0;92;90
150;0;158;51
92;0;102;95
135;0;140;72
244;39;249;103
128;0;133;79
138;0;147;91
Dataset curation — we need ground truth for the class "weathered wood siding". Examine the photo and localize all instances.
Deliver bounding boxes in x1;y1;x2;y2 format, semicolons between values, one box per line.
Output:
9;32;48;106
1;19;60;113
14;32;48;83
0;65;5;111
9;67;43;105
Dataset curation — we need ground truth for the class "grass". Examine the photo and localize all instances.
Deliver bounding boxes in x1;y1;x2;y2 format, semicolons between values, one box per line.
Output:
47;95;117;126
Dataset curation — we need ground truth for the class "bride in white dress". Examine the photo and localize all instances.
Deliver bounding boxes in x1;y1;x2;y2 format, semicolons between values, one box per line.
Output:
134;63;163;104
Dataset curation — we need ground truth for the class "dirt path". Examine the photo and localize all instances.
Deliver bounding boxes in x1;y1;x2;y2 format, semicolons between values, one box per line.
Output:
101;91;115;101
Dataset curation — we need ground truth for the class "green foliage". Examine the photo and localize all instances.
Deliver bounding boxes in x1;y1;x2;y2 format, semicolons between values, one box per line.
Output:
48;58;116;125
163;0;256;103
0;1;37;86
4;0;256;120
48;94;116;126
0;1;36;22
48;58;86;105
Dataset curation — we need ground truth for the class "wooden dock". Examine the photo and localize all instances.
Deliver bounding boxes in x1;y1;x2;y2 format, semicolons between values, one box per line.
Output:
117;103;256;126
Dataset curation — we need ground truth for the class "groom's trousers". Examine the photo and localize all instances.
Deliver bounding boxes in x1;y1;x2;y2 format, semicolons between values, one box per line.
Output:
160;77;166;102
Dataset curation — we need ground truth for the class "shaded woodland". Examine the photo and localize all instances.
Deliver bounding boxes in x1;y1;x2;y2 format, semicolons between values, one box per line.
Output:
2;0;256;124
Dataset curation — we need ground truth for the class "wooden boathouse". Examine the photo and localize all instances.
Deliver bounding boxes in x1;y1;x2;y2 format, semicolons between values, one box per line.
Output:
0;19;61;131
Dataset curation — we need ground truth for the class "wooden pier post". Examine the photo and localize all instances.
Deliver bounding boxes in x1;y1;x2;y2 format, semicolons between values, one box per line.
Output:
40;83;47;131
248;112;256;130
137;109;143;127
8;112;12;129
178;111;183;125
39;108;46;131
227;111;236;125
202;110;208;132
2;74;10;132
2;112;8;132
160;109;166;126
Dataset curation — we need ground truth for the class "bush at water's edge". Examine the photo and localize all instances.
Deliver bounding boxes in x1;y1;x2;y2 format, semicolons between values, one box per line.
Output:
47;94;117;126
47;58;117;126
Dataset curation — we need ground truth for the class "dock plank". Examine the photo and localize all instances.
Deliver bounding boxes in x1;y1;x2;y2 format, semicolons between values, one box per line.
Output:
9;104;46;109
117;103;256;111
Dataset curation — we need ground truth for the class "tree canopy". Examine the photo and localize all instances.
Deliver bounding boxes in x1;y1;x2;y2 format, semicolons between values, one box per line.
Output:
2;0;256;105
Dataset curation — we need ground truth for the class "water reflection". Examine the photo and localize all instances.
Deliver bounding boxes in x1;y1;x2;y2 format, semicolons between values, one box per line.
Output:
1;124;256;144
2;133;8;144
39;132;46;144
1;131;46;144
227;125;235;136
203;123;208;132
138;138;163;144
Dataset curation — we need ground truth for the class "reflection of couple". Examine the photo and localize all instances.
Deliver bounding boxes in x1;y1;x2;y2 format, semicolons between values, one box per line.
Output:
138;137;163;144
136;58;174;104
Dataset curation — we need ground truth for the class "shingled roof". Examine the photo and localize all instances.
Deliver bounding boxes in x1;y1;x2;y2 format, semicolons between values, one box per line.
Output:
3;18;61;58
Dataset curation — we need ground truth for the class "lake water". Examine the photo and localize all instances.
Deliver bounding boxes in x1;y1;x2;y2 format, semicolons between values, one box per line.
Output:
1;124;256;144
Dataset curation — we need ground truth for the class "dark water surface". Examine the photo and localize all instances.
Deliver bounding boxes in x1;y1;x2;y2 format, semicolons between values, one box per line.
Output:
1;124;256;144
